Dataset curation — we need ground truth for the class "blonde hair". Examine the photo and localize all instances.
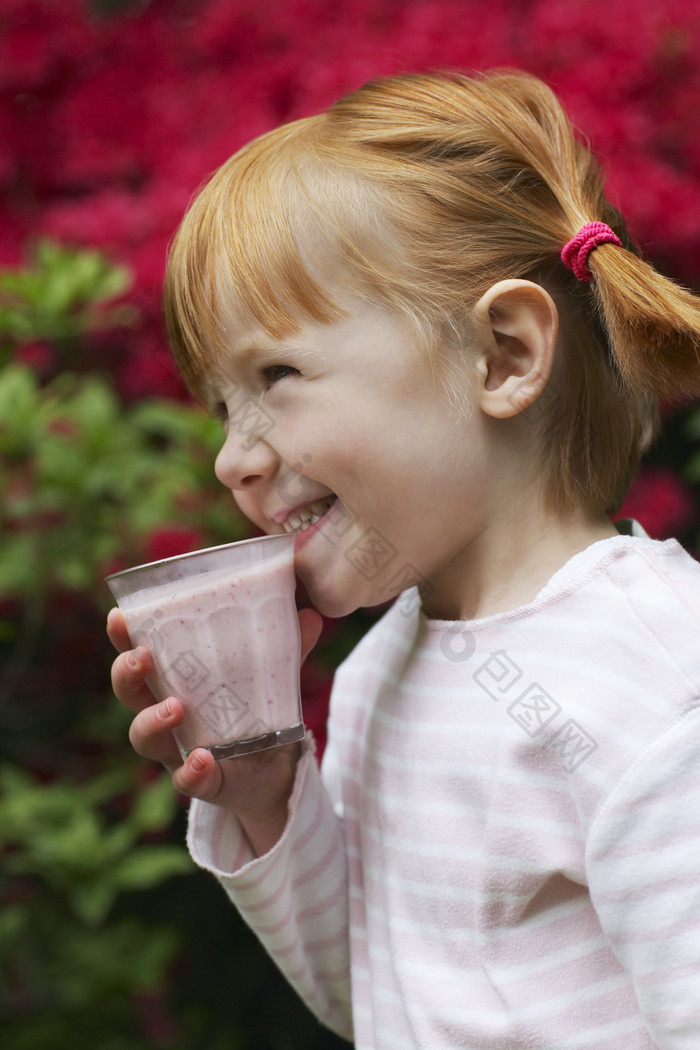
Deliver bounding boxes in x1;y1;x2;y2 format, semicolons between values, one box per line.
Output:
165;69;700;512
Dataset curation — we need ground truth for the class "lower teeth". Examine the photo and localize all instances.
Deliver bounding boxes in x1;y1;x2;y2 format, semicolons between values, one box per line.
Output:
297;513;321;533
283;497;337;535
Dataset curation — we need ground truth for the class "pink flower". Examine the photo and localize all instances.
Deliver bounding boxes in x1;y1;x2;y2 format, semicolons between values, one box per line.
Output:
143;527;206;563
614;468;696;539
16;340;54;378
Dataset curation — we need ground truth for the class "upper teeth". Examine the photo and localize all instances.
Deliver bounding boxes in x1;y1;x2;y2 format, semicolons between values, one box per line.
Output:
283;497;335;533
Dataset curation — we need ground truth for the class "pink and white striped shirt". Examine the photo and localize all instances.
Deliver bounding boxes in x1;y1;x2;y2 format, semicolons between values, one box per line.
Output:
188;531;700;1048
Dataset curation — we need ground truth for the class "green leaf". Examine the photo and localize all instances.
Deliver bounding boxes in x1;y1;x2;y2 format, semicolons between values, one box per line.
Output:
127;773;179;833
0;364;40;454
69;879;120;927
0;903;26;950
0;239;133;345
685;451;700;483
0;533;42;596
113;846;193;891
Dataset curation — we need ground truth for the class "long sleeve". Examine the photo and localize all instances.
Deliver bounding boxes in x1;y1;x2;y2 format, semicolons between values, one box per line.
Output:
187;735;353;1040
586;706;700;1049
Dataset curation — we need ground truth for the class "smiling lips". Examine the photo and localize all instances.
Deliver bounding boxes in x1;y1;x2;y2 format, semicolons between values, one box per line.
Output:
281;496;336;534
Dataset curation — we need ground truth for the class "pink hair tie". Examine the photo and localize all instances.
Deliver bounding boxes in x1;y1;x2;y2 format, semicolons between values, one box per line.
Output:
561;221;622;281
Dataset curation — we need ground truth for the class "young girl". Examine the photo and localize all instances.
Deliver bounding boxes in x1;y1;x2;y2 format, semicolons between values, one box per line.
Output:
109;70;700;1049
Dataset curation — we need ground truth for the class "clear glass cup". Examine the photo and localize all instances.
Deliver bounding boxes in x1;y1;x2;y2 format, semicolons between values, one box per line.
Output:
106;534;303;760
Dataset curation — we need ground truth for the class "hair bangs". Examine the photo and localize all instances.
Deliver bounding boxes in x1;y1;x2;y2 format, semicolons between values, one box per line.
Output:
165;117;347;398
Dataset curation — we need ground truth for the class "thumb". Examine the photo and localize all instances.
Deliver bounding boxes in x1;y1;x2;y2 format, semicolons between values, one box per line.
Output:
298;606;323;664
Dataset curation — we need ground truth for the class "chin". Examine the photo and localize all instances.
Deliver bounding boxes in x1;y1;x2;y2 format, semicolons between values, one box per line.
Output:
299;577;361;620
306;581;401;620
307;592;358;620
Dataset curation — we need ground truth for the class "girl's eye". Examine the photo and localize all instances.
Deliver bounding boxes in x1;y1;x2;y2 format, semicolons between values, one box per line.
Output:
262;364;300;388
210;401;228;424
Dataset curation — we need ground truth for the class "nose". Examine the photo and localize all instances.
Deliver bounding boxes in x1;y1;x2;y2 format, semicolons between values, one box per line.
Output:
214;425;279;492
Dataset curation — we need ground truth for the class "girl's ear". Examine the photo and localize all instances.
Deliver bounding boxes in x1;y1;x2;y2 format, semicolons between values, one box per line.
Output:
471;279;559;420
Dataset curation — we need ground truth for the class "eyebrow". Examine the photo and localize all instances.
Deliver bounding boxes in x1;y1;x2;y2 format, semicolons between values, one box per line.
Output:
235;341;298;363
204;337;316;396
231;335;320;366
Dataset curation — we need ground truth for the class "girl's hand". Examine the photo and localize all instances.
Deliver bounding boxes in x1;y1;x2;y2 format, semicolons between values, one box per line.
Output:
107;605;324;855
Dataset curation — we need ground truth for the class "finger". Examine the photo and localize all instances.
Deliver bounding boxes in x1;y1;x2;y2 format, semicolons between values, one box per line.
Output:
128;696;185;772
107;607;132;653
111;646;154;712
298;606;323;664
172;747;224;801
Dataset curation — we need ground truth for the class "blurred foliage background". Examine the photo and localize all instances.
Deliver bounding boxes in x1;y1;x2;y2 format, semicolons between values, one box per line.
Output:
2;0;700;1047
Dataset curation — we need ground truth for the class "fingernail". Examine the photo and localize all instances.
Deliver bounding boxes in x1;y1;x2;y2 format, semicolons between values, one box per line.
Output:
190;752;207;773
158;699;172;720
127;647;147;670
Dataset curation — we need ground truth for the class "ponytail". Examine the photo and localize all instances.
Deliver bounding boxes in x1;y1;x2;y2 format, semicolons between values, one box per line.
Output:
586;244;700;400
510;69;700;402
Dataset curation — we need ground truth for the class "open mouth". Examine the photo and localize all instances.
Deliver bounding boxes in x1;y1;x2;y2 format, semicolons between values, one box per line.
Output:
282;496;336;535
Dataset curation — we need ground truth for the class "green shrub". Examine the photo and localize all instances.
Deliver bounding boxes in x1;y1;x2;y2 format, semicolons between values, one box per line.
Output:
0;242;348;1048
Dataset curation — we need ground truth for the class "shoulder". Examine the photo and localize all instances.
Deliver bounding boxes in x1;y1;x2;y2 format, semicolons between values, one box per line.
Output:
532;535;700;688
592;538;700;694
601;532;700;596
528;537;700;805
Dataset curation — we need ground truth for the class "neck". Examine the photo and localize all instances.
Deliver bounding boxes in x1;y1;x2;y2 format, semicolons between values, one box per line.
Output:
422;500;618;622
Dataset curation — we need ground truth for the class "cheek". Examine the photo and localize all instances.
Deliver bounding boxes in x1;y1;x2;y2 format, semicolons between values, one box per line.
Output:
232;491;269;532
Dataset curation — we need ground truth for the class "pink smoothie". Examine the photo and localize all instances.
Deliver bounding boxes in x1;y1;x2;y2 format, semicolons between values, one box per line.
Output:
118;547;302;758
